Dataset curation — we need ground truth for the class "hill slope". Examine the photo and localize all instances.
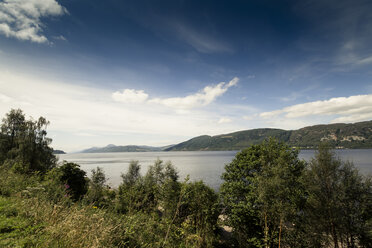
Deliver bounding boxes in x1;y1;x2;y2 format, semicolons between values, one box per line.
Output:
81;144;166;153
166;120;372;151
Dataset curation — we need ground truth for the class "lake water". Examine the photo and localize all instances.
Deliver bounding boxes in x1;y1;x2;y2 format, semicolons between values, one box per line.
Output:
58;150;372;191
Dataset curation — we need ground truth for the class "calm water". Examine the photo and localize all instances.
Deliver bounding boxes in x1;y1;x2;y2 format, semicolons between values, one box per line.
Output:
59;150;372;191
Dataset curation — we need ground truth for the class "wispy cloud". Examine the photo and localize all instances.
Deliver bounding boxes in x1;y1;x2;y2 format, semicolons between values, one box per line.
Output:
112;89;149;104
0;93;12;103
172;22;233;54
218;117;232;124
53;35;67;41
294;0;372;70
149;77;238;109
279;92;302;102
260;94;372;123
0;0;67;43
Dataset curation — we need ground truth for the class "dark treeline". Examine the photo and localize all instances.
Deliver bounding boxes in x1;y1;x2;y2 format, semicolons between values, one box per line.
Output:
0;109;371;247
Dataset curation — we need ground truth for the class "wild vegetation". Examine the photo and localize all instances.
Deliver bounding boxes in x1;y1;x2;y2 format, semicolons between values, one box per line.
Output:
0;109;371;247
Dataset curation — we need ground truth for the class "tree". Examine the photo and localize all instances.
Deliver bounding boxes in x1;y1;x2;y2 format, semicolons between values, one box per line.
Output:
57;162;88;201
121;160;141;186
304;143;372;248
178;180;220;246
220;138;306;247
85;167;109;206
144;159;180;216
116;159;181;215
0;109;56;173
117;160;145;213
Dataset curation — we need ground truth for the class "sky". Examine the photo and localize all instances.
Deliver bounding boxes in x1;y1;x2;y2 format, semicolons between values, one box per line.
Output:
1;0;372;152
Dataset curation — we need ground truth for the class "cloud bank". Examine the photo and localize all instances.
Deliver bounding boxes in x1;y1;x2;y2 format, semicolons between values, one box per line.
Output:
260;94;372;123
0;0;67;43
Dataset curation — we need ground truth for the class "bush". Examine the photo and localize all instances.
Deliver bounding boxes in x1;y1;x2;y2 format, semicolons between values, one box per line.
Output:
44;162;88;202
84;167;114;207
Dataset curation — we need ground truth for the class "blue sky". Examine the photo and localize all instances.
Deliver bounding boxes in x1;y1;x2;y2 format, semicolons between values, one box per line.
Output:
1;0;372;152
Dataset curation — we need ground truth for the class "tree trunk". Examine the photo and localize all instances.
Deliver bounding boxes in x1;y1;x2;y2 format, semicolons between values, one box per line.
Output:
278;218;283;248
331;222;339;248
264;212;269;248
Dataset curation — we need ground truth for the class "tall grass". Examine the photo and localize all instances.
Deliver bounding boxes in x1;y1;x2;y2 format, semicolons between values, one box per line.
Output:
0;169;217;248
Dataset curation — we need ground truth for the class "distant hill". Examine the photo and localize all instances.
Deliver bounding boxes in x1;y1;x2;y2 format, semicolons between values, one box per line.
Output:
80;144;169;153
166;120;372;151
52;149;66;154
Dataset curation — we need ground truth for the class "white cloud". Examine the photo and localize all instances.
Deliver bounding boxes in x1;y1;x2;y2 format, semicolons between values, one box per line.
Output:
0;93;12;103
149;77;238;109
0;0;67;43
218;117;232;124
112;89;149;103
260;94;372;123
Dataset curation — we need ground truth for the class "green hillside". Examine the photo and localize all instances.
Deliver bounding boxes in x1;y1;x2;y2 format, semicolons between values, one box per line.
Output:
166;120;372;151
81;144;165;153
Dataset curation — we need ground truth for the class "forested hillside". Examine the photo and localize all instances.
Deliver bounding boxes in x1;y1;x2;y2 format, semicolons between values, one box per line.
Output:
166;121;372;151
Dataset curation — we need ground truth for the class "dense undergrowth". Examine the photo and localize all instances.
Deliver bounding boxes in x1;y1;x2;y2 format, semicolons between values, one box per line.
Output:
0;166;225;248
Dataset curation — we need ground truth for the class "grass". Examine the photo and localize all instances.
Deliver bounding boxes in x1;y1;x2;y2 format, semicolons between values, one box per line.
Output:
0;196;124;248
0;194;124;248
0;196;46;247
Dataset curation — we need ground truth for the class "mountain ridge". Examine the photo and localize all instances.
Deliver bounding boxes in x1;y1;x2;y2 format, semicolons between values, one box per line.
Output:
79;120;372;152
166;120;372;151
80;144;173;153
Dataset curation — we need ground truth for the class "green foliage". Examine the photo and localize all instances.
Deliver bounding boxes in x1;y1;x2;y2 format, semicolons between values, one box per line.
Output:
0;109;56;174
45;162;88;202
122;160;141;186
0;166;41;197
220;138;306;247
116;160;146;213
144;159;180;215
304;143;372;247
116;159;181;215
85;167;114;207
177;180;220;246
0;196;46;247
116;160;220;247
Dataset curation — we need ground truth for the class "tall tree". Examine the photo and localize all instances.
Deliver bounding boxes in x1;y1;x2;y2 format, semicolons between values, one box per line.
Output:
304;143;372;248
85;167;108;206
220;138;306;247
0;109;56;173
